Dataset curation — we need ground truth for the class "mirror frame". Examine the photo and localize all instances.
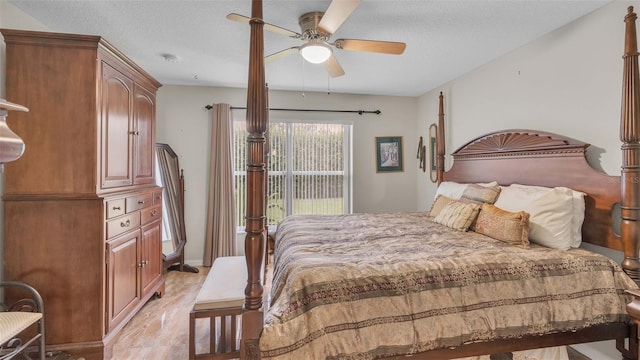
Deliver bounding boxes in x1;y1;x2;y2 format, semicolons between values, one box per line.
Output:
156;143;195;272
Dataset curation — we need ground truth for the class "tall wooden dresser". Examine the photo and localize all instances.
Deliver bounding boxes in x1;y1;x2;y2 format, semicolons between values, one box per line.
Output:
1;29;164;359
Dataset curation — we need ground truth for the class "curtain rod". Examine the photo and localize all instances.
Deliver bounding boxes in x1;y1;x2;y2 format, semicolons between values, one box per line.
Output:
204;104;381;115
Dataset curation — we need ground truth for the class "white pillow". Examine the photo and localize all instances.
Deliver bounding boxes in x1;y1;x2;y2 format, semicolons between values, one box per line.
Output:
435;181;499;200
494;185;575;250
434;181;467;200
509;184;585;248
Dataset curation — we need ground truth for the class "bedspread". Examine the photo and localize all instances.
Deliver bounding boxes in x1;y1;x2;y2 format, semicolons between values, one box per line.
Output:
260;212;638;359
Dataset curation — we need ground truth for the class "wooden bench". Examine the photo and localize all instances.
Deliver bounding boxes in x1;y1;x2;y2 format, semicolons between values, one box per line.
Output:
189;256;246;360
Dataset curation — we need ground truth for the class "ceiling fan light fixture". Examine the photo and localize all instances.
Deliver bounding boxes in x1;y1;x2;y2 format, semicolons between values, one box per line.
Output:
300;41;332;64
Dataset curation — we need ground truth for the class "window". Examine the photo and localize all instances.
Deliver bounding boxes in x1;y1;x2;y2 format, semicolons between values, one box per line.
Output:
234;120;352;228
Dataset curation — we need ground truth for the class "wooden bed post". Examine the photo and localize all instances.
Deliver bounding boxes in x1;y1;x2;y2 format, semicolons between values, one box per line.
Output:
242;0;266;358
436;91;446;184
622;9;640;358
620;6;640;282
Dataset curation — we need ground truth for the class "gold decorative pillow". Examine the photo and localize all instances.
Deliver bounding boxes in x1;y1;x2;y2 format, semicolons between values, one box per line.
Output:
475;203;530;247
461;184;501;204
429;195;456;218
433;201;481;231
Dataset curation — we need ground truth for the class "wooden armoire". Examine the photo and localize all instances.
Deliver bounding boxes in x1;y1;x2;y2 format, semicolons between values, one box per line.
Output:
1;29;165;359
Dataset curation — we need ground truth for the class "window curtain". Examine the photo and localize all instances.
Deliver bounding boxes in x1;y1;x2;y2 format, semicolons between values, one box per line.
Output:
204;103;237;266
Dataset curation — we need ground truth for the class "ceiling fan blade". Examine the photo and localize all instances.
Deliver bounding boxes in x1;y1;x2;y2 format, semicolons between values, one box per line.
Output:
317;0;361;35
323;55;345;78
227;13;301;38
334;39;406;55
265;47;300;64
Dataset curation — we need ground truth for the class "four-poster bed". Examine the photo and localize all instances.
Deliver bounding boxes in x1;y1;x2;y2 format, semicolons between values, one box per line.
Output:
240;2;640;359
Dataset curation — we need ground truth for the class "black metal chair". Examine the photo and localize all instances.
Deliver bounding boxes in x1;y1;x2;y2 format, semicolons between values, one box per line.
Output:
0;281;45;360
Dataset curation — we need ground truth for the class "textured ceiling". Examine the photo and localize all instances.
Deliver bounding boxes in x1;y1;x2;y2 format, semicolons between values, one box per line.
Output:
8;0;610;97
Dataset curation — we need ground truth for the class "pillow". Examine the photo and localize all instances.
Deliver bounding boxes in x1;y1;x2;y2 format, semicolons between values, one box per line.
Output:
569;190;586;247
434;181;468;200
494;185;574;250
434;181;498;200
475;204;530;247
429;195;456;217
433;201;481;231
461;184;501;204
509;184;585;248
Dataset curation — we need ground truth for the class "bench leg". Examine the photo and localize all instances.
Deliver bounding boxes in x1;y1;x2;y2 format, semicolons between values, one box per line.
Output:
189;311;196;360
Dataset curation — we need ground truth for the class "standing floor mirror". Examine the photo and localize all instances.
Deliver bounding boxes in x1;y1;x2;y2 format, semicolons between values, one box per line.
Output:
156;143;198;273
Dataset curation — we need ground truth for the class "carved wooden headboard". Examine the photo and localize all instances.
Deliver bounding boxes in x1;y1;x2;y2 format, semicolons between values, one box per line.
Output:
442;129;621;251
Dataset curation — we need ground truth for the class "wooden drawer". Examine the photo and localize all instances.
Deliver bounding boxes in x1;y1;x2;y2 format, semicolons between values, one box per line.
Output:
126;193;152;213
152;191;162;205
106;198;126;219
141;205;161;225
107;212;141;239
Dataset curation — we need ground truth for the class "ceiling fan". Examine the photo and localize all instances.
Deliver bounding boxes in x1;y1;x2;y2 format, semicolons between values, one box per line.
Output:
227;0;406;78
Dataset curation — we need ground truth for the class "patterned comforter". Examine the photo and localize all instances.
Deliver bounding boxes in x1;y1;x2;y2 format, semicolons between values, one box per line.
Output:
260;212;638;359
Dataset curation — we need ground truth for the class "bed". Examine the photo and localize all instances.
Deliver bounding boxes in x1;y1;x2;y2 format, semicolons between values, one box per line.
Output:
239;3;640;360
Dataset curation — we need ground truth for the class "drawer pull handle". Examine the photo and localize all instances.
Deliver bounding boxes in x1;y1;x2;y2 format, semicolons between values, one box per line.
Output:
120;219;131;228
129;131;140;135
112;206;121;211
138;260;148;268
150;210;158;216
138;200;145;205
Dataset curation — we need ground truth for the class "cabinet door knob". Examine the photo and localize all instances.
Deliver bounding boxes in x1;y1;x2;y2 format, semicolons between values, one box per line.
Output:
150;209;157;216
120;219;131;228
138;200;145;205
129;131;140;135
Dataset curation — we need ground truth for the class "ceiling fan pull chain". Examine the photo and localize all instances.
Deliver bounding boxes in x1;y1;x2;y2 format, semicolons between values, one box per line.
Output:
327;76;331;95
301;57;306;97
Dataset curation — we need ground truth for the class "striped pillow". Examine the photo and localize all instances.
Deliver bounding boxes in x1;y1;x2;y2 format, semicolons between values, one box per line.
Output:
433;201;481;231
429;195;456;218
461;184;501;204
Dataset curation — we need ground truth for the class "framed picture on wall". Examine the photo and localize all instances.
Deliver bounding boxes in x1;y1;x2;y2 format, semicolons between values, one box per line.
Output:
375;136;404;172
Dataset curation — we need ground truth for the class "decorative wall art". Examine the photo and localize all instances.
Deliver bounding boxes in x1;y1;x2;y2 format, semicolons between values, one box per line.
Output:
429;123;438;183
375;136;404;172
417;136;426;172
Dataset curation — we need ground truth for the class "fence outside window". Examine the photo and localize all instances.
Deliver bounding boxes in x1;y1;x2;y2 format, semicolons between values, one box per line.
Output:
234;120;352;228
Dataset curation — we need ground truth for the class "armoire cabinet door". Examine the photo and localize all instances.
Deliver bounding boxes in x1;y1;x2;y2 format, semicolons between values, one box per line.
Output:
140;221;162;298
106;230;140;332
101;62;134;189
133;85;156;185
